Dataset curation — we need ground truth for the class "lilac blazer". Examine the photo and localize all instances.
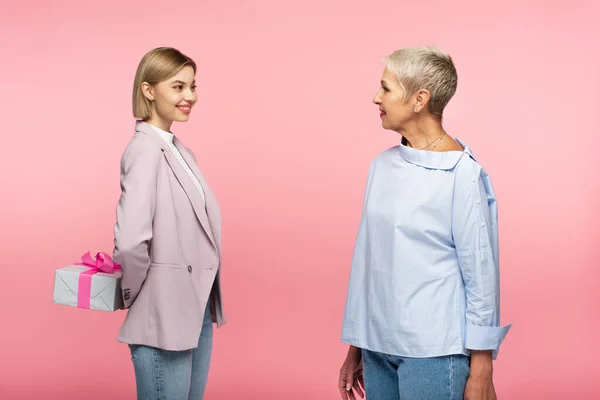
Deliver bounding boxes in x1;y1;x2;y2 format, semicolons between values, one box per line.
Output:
113;120;226;351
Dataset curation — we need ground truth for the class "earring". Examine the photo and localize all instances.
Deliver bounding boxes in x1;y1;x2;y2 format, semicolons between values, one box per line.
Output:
413;106;418;115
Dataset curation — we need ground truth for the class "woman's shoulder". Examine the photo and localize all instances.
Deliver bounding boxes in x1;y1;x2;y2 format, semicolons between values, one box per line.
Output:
453;147;486;186
120;132;163;163
365;146;400;175
373;145;400;163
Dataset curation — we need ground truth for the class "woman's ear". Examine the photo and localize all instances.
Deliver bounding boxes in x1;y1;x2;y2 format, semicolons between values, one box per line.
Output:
413;88;431;113
141;82;155;101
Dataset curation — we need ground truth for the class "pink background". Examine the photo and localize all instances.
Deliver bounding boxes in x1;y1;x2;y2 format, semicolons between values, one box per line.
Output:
1;0;598;398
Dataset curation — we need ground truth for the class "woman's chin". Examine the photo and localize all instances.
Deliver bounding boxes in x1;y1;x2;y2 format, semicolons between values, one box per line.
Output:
174;114;191;123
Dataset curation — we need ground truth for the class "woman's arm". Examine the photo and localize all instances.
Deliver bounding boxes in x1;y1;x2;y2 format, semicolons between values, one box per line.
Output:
452;162;511;358
452;162;511;398
113;138;161;308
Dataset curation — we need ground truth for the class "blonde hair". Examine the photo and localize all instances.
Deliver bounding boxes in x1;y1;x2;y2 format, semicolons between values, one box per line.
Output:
132;47;197;120
383;46;457;116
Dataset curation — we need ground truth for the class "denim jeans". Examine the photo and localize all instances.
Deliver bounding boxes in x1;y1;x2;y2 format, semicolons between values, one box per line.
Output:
128;301;213;400
361;349;470;400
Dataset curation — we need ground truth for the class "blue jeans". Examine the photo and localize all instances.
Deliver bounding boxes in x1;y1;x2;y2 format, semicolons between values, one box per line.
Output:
129;301;213;400
361;349;470;400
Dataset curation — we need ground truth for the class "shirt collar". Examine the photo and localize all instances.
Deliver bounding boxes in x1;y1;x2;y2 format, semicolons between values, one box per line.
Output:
398;137;474;170
150;124;174;144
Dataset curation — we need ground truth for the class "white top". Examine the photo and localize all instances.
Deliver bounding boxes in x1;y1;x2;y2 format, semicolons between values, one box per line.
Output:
152;125;206;207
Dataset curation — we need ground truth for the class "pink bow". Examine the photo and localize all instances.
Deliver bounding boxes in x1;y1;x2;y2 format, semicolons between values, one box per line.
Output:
75;252;121;309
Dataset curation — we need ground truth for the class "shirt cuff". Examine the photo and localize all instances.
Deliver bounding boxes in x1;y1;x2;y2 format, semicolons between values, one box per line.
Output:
465;323;512;360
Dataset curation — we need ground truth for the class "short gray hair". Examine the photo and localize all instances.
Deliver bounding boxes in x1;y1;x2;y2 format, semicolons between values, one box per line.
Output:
383;46;457;116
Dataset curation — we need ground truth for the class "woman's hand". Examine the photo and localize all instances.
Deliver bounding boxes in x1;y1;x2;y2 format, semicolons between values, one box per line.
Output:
338;346;365;400
464;375;496;400
464;350;497;400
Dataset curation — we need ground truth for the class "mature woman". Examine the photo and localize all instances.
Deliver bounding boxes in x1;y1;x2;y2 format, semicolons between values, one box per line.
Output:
113;47;226;399
339;46;511;400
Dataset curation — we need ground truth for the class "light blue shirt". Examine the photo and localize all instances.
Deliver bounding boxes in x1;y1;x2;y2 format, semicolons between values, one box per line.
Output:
341;139;511;360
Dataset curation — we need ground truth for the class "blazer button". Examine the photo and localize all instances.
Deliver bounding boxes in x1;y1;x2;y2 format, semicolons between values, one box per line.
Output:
188;265;193;273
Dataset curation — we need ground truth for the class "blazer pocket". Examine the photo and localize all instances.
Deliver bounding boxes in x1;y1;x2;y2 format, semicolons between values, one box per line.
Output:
149;261;185;270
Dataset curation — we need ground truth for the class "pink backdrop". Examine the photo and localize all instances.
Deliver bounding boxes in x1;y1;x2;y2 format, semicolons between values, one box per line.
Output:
1;0;598;398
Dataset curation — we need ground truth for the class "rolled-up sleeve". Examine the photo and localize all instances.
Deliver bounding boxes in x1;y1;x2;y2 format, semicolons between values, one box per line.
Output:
113;138;161;308
452;162;511;359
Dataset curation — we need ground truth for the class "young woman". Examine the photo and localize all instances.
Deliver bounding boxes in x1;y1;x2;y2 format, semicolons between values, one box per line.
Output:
113;47;226;399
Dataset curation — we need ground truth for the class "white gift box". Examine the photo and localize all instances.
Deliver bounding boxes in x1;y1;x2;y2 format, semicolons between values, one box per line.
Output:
53;265;123;312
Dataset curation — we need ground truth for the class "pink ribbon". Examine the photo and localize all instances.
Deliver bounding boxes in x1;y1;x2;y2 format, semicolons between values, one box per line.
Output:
75;251;121;309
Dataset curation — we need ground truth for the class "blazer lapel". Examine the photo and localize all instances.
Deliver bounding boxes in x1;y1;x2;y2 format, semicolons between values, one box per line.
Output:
135;121;218;252
172;138;222;255
162;151;217;250
204;189;222;255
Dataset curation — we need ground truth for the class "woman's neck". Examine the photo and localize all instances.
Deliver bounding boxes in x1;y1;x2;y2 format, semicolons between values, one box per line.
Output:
145;115;172;133
400;116;446;150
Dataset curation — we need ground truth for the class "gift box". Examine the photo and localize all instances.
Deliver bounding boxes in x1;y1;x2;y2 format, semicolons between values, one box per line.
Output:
53;251;123;312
